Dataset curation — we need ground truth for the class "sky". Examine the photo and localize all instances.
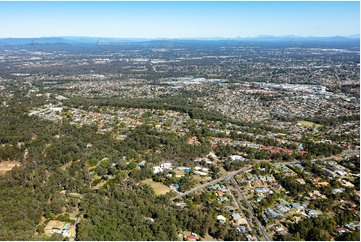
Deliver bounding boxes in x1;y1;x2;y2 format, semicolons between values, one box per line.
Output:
0;1;359;38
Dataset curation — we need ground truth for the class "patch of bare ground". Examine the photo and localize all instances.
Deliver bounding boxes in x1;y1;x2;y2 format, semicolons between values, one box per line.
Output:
0;161;21;175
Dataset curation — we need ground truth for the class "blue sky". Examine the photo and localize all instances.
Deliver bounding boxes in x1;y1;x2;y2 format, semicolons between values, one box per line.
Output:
0;1;359;38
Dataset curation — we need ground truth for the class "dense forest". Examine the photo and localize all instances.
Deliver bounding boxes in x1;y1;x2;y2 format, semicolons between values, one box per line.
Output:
0;93;233;240
77;181;245;241
275;216;360;241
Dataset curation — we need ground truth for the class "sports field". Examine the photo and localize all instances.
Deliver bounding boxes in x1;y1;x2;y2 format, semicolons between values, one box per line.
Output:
297;120;322;129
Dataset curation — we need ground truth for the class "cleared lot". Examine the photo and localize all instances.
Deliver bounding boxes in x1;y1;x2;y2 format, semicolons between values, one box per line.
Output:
0;161;20;175
142;179;172;195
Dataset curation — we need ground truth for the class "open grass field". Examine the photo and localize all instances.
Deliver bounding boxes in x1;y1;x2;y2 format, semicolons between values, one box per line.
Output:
0;161;20;175
193;174;202;181
142;179;172;195
174;170;185;177
219;166;227;176
297;120;322;129
44;220;66;236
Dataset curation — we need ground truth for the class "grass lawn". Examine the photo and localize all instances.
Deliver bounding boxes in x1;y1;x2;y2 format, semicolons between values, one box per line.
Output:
297;120;322;129
234;175;243;180
192;174;203;186
193;174;202;181
219;166;227;176
175;170;185;176
44;220;66;236
69;213;77;220
142;179;172;195
68;225;76;238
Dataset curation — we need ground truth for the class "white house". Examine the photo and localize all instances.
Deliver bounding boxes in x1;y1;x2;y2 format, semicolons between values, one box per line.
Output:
160;162;172;169
194;171;207;176
153;166;163;174
230;155;245;162
217;215;227;223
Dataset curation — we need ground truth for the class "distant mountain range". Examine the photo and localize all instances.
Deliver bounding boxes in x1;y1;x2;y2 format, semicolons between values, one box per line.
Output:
0;35;359;45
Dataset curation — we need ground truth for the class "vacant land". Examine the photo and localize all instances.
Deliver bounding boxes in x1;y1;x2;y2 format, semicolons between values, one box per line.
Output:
0;161;20;175
142;179;172;195
297;120;322;129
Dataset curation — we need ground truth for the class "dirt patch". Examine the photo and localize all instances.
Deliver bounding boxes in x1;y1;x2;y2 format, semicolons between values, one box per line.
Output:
0;161;20;175
92;180;107;190
61;161;73;171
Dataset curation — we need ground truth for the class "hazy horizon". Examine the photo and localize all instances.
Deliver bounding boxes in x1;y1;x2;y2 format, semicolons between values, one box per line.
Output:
1;34;360;40
0;1;359;38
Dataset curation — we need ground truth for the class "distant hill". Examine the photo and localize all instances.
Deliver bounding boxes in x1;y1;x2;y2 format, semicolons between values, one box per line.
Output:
0;35;359;45
0;35;359;51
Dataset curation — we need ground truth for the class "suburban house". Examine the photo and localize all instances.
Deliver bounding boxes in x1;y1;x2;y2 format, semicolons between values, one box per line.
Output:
230;155;245;162
306;209;319;218
217;215;227;223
